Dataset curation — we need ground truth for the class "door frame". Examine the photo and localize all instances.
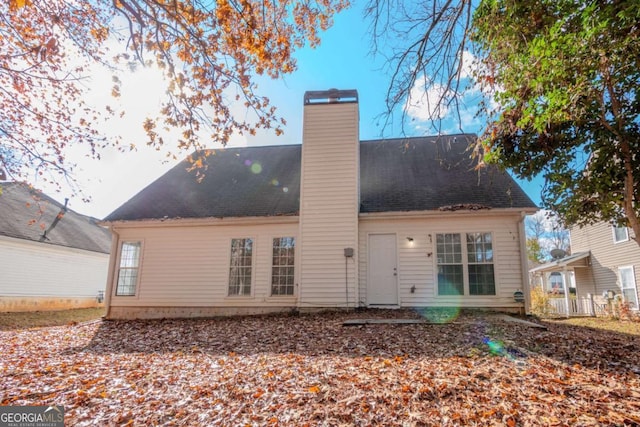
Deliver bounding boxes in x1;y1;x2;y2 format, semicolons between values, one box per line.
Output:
366;233;400;306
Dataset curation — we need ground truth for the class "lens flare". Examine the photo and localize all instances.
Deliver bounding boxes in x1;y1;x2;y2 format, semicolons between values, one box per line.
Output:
250;162;262;174
416;307;460;323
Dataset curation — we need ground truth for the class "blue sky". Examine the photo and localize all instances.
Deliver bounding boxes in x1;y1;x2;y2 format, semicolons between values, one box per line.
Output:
38;2;544;218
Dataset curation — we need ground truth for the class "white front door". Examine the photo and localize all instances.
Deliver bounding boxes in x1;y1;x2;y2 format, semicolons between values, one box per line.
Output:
368;234;398;305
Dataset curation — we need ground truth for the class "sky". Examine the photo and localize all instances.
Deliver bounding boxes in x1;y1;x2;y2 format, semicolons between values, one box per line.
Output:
29;3;544;219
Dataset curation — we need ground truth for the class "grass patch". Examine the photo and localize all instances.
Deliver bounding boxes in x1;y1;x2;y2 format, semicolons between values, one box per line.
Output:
546;316;640;336
0;307;105;331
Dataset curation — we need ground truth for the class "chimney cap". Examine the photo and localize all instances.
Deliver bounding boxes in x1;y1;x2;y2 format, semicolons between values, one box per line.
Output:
304;89;358;105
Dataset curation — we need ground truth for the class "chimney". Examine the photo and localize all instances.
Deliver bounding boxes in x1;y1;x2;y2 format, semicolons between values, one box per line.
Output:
298;89;360;308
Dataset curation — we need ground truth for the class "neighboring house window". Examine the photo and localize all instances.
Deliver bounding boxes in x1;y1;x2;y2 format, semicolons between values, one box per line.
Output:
229;238;253;296
116;241;141;296
619;266;638;309
467;232;496;295
613;226;629;243
271;237;295;296
436;233;496;296
436;233;463;295
549;272;564;293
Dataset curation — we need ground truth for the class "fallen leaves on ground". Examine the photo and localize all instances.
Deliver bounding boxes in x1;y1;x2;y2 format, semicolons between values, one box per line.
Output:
1;310;639;426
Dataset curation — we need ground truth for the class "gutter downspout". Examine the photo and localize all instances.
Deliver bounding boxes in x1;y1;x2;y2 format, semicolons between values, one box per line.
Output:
103;225;120;320
518;212;532;314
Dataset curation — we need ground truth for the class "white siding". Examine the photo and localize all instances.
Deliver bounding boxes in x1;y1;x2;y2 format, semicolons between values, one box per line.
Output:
358;213;527;309
570;222;640;298
299;102;359;307
109;221;299;309
0;236;108;309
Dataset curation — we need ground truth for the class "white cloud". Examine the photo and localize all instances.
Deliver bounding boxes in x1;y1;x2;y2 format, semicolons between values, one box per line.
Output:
405;79;454;122
458;50;476;79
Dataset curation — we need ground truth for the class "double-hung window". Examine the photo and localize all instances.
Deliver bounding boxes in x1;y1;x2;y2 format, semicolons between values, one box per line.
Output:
271;237;295;296
436;232;496;296
229;238;253;296
613;226;629;244
619;266;638;309
116;241;142;296
436;234;464;295
466;233;495;295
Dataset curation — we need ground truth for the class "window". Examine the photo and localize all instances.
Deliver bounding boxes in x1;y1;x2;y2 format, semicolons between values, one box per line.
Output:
271;237;295;296
613;226;629;243
436;234;463;295
116;241;141;296
619;266;638;309
229;238;253;296
467;233;495;295
436;233;496;296
549;272;564;293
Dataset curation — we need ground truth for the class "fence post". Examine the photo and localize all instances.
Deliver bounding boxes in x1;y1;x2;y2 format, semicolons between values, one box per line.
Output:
562;268;571;318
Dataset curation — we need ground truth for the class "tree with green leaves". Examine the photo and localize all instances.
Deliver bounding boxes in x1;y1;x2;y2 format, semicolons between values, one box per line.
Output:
471;1;640;246
369;0;639;248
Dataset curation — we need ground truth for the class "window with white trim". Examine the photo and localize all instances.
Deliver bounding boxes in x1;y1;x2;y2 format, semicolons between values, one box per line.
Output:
613;226;629;243
436;232;496;296
271;237;295;296
116;241;141;296
229;238;253;296
467;232;496;295
436;234;463;295
619;266;638;309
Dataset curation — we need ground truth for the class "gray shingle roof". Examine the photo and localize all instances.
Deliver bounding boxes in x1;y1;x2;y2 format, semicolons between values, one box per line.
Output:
105;134;536;222
0;183;112;253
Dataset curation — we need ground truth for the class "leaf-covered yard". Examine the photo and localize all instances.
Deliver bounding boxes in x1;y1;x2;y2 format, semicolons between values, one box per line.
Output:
1;310;639;426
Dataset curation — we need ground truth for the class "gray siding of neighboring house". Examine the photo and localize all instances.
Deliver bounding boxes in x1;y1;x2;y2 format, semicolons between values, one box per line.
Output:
570;222;640;299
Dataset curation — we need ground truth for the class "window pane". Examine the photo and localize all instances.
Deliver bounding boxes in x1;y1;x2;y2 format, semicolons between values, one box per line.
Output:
116;242;141;296
436;234;463;295
466;233;495;295
272;237;295;296
620;267;638;308
469;265;496;295
119;242;141;268
229;238;253;296
438;265;463;295
467;232;493;263
614;226;628;243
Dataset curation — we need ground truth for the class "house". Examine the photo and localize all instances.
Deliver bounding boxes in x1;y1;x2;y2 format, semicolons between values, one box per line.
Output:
0;182;112;311
531;222;640;316
101;89;538;319
530;222;640;316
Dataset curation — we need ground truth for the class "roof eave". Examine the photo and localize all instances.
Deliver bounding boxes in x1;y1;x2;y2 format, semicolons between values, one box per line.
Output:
529;251;591;273
359;207;538;220
101;214;301;228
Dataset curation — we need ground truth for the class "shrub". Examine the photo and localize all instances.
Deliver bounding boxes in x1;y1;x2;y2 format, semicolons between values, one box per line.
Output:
530;285;556;317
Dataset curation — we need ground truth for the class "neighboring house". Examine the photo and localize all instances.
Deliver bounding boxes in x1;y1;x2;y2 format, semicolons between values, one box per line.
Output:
0;182;111;312
101;89;537;320
530;222;640;316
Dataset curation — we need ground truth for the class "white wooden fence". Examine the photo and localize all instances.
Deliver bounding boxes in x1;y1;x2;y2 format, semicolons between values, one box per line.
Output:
548;296;598;317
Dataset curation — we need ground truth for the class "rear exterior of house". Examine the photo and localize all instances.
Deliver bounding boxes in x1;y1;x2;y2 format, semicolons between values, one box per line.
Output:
103;89;537;319
0;183;111;312
570;222;640;309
